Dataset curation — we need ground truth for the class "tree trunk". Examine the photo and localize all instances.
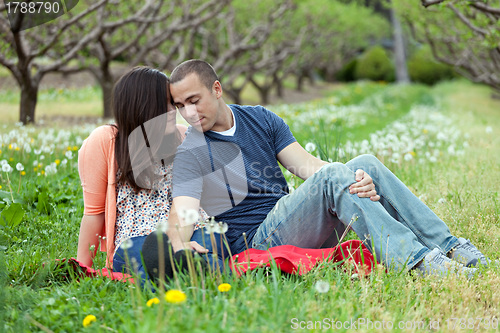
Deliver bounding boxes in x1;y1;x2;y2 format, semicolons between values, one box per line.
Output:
273;73;284;98
391;5;410;84
19;81;39;125
101;63;114;119
296;73;304;92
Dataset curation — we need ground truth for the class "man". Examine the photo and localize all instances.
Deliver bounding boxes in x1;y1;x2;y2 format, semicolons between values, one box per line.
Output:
161;59;490;277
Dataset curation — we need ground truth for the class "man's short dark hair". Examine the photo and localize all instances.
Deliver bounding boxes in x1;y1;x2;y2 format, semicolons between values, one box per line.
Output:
170;59;219;90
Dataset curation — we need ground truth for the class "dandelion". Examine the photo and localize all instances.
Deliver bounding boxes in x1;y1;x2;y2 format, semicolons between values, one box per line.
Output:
486;126;493;134
165;289;186;304
214;222;228;234
121;238;134;250
82;314;97;327
437;198;446;204
0;185;2;189
218;283;232;292
21;171;26;176
0;159;7;165
179;208;199;226
314;280;330;293
2;163;13;173
65;150;73;159
16;163;24;171
55;159;61;166
305;142;316;152
403;153;413;161
146;297;160;307
34;149;42;155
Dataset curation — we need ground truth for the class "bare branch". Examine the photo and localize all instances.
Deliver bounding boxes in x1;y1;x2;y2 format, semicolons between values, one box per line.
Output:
421;0;446;8
447;3;489;37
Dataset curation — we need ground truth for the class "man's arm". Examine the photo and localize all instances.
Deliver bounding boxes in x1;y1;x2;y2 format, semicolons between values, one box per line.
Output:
168;196;208;253
277;142;380;201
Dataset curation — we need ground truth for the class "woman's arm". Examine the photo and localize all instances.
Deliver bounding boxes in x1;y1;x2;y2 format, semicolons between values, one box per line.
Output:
76;213;105;267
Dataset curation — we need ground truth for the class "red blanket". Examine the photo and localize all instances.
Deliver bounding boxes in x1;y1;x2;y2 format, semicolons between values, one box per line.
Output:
60;240;375;282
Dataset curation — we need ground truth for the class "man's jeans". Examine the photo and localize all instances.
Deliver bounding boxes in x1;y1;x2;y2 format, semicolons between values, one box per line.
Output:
251;154;459;271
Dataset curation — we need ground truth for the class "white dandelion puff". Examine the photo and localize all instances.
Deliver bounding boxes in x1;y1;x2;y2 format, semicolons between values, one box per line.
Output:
65;150;73;160
437;198;446;204
314;280;330;293
16;163;24;171
2;163;13;173
485;126;493;134
305;142;317;152
179;208;199;227
121;238;134;250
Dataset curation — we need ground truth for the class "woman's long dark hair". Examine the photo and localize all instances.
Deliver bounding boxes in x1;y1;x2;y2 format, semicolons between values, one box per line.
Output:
112;66;181;191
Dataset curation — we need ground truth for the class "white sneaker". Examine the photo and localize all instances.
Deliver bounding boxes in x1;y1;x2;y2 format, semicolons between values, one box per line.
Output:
449;238;491;267
416;248;478;279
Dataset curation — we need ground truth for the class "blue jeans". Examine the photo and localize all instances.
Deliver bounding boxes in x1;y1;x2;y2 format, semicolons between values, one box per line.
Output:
113;235;150;287
191;227;231;274
251;154;459;271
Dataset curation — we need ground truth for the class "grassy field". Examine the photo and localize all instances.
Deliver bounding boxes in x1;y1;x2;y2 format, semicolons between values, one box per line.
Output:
0;80;499;332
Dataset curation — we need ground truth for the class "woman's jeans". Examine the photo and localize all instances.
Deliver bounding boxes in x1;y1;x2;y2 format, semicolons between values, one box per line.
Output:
113;235;150;286
251;154;459;271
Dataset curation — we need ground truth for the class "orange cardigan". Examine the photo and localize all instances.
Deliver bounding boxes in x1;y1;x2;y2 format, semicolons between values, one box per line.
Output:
78;124;187;268
78;125;118;268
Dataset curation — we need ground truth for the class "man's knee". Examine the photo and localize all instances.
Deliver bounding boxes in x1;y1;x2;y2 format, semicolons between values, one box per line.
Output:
316;162;355;186
347;154;382;175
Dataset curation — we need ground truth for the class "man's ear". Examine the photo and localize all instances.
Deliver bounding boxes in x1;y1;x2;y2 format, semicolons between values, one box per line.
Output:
212;80;223;99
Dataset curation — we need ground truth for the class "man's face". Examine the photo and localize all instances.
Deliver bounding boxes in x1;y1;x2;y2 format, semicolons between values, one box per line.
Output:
170;73;220;132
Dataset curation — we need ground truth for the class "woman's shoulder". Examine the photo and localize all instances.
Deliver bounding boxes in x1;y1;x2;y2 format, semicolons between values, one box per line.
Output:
84;125;117;146
80;125;117;156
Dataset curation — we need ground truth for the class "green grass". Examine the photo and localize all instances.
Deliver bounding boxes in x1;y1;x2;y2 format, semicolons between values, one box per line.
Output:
0;80;499;332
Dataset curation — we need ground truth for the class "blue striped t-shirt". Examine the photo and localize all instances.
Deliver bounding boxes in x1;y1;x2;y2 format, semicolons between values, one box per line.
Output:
172;104;296;253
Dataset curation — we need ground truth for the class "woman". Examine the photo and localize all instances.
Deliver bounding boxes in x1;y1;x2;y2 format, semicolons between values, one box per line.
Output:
76;67;206;284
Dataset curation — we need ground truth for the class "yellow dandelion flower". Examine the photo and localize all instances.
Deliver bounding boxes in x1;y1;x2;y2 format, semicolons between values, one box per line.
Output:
0;185;2;189
0;149;2;154
165;290;186;304
34;167;38;172
15;147;20;151
31;138;34;143
73;146;78;151
9;158;13;162
8;144;12;150
55;159;61;166
41;170;45;175
410;151;416;157
82;314;96;327
422;129;429;134
218;283;232;292
67;146;72;151
146;297;160;307
21;171;26;176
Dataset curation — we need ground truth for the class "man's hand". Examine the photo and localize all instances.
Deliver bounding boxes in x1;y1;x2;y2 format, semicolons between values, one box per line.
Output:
349;169;380;201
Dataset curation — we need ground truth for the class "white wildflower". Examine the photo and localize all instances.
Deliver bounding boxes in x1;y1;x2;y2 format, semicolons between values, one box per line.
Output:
178;208;199;226
305;142;317;152
16;163;24;171
121;238;134;250
0;159;7;166
314;280;330;293
213;222;228;234
403;153;413;161
65;150;73;159
486;126;493;134
2;163;13;173
437;198;446;204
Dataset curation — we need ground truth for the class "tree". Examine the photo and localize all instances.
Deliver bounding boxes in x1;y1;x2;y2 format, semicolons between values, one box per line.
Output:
75;0;229;118
0;0;167;124
165;0;296;105
395;0;500;96
289;0;390;90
